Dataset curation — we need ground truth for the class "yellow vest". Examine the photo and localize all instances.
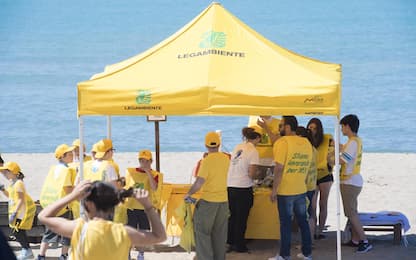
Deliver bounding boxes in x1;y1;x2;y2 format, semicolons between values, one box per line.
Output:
68;155;92;184
7;180;36;230
124;168;161;209
70;218;131;260
316;134;332;180
248;116;280;159
273;136;313;195
40;164;73;216
84;160;111;181
340;136;362;181
109;159;120;177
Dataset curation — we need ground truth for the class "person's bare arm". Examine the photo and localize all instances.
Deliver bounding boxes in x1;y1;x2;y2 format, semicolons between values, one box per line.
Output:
185;177;205;198
145;170;158;191
126;189;166;245
248;164;258;179
270;163;284;202
38;180;92;238
0;185;9;197
257;118;280;143
63;186;74;195
14;191;25;214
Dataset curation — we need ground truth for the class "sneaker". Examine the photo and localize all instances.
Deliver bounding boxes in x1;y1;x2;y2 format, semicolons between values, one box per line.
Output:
17;248;34;259
343;240;359;247
137;251;144;260
37;255;45;260
59;254;68;260
356;241;372;253
268;256;290;260
314;233;326;240
296;253;312;260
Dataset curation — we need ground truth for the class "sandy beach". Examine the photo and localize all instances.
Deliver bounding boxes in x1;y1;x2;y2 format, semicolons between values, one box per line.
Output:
1;152;416;259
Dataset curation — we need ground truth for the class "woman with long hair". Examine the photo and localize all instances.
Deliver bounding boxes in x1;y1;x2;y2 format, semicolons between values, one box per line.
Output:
227;126;262;253
306;118;334;239
38;180;166;260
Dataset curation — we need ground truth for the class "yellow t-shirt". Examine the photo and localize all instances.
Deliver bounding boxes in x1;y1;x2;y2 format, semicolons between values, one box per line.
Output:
70;218;131;260
124;168;160;209
306;148;318;191
40;163;73;216
198;152;230;202
273;136;313;195
316;134;333;180
7;180;36;230
248;116;280;159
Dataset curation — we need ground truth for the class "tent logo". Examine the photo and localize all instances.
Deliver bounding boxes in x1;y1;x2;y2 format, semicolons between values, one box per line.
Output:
136;89;152;104
199;31;226;48
304;96;324;104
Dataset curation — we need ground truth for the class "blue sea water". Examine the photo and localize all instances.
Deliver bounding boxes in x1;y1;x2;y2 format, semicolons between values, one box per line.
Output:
0;0;415;153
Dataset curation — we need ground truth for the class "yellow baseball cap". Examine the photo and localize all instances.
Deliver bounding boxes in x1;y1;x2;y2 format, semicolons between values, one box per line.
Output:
72;139;86;151
250;125;263;136
94;139;113;159
0;162;21;175
55;144;75;159
205;132;220;147
138;150;152;160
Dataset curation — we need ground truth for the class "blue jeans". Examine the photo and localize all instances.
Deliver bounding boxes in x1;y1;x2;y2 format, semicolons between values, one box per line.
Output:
277;193;312;258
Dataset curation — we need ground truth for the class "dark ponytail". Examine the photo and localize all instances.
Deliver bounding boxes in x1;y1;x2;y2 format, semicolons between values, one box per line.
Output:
16;172;25;180
242;127;261;140
85;181;134;213
117;187;134;203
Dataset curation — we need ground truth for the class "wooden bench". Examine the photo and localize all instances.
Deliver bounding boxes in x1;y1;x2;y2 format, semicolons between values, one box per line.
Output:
345;220;402;245
363;224;402;245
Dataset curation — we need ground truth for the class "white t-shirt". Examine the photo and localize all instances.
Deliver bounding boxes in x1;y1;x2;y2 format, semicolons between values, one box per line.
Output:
340;140;363;187
227;142;259;188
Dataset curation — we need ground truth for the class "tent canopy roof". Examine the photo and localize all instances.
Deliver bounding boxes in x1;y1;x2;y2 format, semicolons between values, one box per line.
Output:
77;2;341;116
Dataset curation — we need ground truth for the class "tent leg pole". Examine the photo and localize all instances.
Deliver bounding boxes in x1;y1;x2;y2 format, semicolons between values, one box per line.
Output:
79;115;85;217
334;116;342;260
155;121;160;172
107;116;112;139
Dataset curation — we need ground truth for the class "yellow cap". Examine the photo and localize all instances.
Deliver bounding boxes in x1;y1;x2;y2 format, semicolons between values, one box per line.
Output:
205;131;220;147
0;162;21;175
91;142;99;153
138;150;152;160
94;139;113;159
55;144;75;159
250;125;263;136
72;139;86;151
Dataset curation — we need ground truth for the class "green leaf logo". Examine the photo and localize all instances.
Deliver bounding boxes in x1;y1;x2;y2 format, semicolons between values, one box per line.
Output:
199;31;226;48
136;89;152;104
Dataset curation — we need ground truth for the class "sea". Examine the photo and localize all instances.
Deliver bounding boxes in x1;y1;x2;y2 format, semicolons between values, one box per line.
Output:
0;0;415;153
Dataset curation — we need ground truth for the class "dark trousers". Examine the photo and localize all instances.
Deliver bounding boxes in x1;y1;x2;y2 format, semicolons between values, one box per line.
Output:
227;187;253;251
13;219;30;249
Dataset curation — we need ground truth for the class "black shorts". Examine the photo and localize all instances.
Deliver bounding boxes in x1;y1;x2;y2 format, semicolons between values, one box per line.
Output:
317;174;334;185
127;209;150;231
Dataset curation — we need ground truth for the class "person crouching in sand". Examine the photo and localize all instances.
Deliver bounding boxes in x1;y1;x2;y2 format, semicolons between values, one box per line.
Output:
38;180;167;260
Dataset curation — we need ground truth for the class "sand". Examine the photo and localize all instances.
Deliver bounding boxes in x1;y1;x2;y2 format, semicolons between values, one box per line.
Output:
1;152;416;259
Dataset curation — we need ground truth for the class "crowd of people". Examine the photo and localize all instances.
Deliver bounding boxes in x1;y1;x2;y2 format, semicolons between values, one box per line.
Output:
0;114;371;260
0;139;166;260
185;114;371;260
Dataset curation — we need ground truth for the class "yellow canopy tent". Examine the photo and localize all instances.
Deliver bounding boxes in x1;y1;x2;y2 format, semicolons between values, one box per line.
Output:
77;2;343;258
77;2;341;116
